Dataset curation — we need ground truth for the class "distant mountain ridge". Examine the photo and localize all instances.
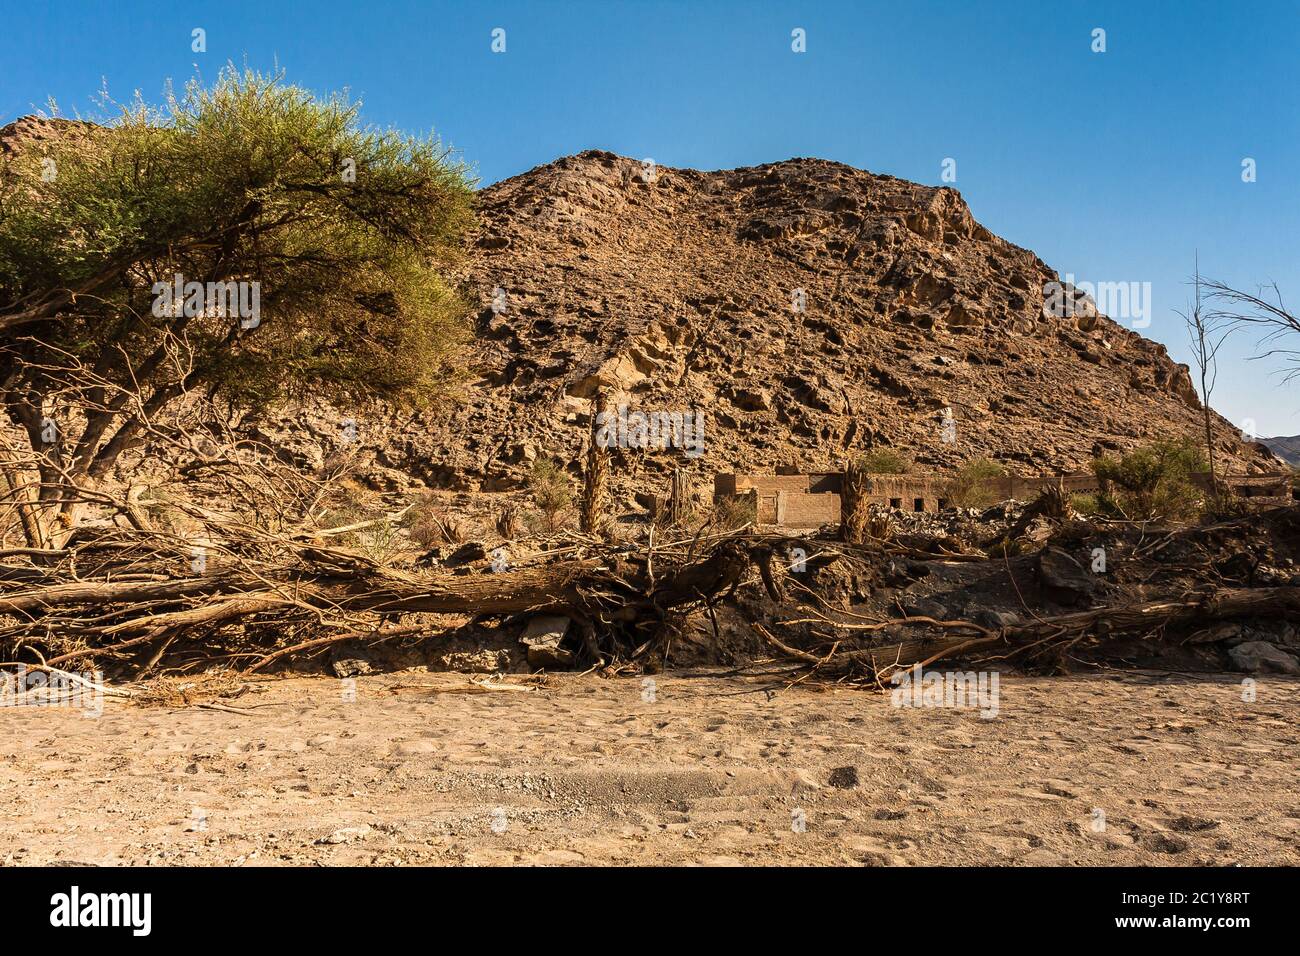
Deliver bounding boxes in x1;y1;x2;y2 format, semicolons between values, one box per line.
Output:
1261;435;1300;466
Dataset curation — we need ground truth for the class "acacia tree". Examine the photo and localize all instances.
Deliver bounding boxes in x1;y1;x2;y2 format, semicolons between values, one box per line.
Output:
0;68;475;547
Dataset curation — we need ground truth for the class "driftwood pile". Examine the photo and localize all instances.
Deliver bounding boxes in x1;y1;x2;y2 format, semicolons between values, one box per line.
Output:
3;483;1298;684
0;494;765;675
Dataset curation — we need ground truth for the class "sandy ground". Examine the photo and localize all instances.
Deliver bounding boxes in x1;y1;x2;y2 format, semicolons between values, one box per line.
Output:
1;668;1297;866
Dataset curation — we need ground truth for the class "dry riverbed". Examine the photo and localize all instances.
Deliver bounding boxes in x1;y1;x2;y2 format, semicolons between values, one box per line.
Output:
1;669;1297;866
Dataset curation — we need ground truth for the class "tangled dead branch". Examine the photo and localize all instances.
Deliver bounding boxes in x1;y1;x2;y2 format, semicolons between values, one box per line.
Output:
0;493;761;674
3;439;1297;684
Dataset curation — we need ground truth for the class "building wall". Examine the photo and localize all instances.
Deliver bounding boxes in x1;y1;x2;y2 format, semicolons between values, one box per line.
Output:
715;474;843;496
714;469;1290;527
778;491;841;527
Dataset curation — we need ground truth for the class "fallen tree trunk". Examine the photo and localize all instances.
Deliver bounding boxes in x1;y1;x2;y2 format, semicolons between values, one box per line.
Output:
328;559;606;616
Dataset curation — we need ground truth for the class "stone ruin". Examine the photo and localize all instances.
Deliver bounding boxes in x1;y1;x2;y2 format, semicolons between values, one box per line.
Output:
715;469;1293;529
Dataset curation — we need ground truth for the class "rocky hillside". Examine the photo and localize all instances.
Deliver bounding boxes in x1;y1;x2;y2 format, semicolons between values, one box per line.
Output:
2;118;1279;498
390;150;1275;493
0;116;90;158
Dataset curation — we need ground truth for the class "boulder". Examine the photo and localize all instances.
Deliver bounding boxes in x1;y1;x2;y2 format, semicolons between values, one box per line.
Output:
1228;641;1300;675
520;615;575;669
1037;547;1097;604
901;597;949;620
727;386;772;411
1184;622;1244;645
566;353;647;397
330;645;374;678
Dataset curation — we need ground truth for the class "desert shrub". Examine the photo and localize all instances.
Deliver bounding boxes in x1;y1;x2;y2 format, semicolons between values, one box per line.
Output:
943;457;1007;509
356;520;406;565
528;459;573;533
987;535;1023;559
1091;438;1207;521
863;507;895;542
711;494;757;531
857;448;911;474
1202;489;1249;521
314;484;370;535
1070;493;1100;516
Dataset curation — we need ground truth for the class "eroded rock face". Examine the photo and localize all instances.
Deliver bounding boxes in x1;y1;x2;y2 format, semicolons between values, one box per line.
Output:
399;150;1271;493
0;116;91;159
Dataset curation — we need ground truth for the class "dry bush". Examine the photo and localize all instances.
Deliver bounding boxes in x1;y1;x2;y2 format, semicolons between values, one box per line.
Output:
864;508;895;542
496;501;520;539
404;492;468;547
710;494;756;531
1037;483;1069;521
133;669;247;708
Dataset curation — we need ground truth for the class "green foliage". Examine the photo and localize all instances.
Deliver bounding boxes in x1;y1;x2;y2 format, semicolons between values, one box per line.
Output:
1202;490;1249;521
943;456;1007;509
0;66;475;477
528;459;573;534
1070;493;1101;516
1090;438;1208;521
856;448;911;474
987;535;1022;559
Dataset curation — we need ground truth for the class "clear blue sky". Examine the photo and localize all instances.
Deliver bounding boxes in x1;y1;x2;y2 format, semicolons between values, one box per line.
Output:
5;0;1298;435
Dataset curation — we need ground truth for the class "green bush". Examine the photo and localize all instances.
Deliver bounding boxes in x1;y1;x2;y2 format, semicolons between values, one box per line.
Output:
1070;493;1100;515
943;457;1007;509
528;459;573;534
857;448;912;474
1090;438;1207;521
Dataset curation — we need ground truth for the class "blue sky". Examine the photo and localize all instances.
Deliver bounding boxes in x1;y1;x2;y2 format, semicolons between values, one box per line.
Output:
5;0;1298;434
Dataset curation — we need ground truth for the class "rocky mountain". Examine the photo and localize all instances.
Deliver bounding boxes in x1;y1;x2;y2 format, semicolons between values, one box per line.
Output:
395;150;1276;493
3;118;1280;498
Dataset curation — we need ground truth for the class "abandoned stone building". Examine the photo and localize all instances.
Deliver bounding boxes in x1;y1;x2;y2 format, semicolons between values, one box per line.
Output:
713;470;1293;529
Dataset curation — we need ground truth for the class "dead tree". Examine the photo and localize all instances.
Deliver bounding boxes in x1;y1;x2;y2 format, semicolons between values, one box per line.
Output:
666;467;689;527
841;457;869;543
1178;255;1233;494
580;389;609;535
759;584;1300;683
1203;278;1300;386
